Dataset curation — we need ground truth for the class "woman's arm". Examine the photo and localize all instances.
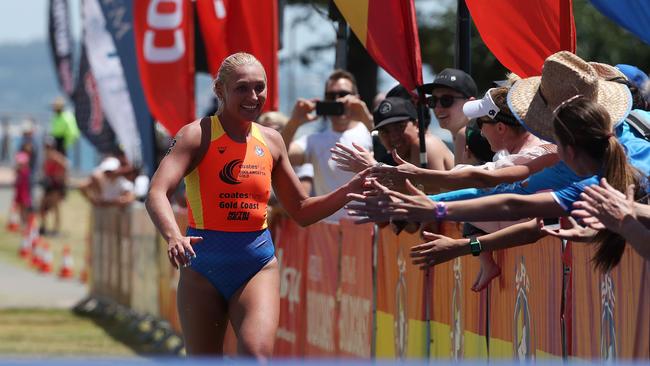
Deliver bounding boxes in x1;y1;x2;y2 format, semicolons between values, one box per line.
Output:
411;219;545;267
369;152;558;194
266;129;366;226
145;119;208;268
347;179;567;224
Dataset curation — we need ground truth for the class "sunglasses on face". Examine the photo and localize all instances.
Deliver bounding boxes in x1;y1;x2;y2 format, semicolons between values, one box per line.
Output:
325;90;352;101
426;95;466;109
476;117;498;129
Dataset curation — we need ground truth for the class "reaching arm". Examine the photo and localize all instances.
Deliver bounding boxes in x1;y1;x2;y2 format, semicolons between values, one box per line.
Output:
347;179;567;224
369;152;558;194
411;219;545;267
266;129;367;226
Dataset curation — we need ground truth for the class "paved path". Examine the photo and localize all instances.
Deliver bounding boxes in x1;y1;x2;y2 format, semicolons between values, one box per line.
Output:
0;255;88;309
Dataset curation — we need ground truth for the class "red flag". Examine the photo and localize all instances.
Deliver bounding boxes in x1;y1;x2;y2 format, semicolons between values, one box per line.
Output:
134;0;195;135
334;0;423;92
466;0;576;77
196;0;279;111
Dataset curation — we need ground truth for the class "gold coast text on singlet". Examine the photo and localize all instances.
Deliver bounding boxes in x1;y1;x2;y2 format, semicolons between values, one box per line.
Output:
184;116;273;231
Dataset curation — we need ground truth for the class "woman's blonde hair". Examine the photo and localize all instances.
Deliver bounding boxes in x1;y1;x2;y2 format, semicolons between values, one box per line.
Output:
553;97;642;271
212;52;266;115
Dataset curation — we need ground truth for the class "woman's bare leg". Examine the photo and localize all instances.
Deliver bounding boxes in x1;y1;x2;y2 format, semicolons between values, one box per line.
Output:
229;258;280;361
177;267;229;355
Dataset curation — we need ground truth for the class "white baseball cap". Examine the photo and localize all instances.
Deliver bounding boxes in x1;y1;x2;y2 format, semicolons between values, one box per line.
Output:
99;157;120;172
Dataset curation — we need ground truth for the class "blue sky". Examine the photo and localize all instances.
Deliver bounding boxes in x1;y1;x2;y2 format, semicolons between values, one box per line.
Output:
0;0;81;44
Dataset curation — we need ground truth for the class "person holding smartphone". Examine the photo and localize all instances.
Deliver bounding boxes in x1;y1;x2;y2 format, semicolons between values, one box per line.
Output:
281;69;373;224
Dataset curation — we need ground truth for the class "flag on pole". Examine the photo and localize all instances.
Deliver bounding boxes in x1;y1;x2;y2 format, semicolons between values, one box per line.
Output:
134;0;195;135
333;0;423;92
83;0;143;165
589;0;650;45
196;0;279;111
465;0;576;77
48;0;75;96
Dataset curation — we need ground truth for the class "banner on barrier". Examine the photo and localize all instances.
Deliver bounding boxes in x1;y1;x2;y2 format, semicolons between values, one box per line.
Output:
304;223;340;356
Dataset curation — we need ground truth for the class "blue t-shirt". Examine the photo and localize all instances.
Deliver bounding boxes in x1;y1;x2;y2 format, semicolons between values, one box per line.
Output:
430;116;650;212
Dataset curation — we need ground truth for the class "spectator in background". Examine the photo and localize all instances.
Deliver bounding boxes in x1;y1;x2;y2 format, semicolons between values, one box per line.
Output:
79;156;135;208
616;64;649;92
39;138;68;236
50;97;80;155
423;68;478;164
331;96;454;172
282;69;373;224
463;118;495;165
13;146;32;226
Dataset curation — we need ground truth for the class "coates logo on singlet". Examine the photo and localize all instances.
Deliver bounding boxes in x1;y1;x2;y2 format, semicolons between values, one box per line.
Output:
219;159;242;185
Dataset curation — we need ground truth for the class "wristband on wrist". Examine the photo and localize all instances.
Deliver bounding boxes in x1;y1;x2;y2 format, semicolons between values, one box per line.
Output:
434;201;447;220
468;236;482;256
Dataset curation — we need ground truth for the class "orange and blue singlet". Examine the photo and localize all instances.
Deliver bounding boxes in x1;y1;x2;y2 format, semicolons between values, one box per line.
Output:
184;116;275;299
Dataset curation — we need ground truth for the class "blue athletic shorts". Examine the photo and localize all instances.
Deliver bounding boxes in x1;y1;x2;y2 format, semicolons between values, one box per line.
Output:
185;227;275;300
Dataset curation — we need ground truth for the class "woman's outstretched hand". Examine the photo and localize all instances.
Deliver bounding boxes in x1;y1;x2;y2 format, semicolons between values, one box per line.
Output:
331;142;377;173
410;231;465;269
368;150;419;192
539;217;597;242
346;179;436;224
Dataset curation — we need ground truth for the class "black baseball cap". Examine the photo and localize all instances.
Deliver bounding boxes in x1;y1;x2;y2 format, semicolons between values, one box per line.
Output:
421;68;478;97
373;97;417;131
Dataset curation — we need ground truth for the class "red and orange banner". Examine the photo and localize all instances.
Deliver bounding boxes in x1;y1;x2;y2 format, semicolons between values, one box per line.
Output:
134;0;195;135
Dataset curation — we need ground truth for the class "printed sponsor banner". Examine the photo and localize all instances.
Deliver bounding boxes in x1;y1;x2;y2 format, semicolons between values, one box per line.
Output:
195;0;279;111
98;0;156;176
487;237;564;359
72;45;118;154
304;223;340;356
338;220;374;358
570;241;650;359
274;218;308;356
134;0;195;135
375;227;428;359
83;0;143;166
48;0;75;96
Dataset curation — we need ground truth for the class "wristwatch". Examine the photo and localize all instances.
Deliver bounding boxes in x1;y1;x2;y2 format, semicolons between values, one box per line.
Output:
468;236;482;256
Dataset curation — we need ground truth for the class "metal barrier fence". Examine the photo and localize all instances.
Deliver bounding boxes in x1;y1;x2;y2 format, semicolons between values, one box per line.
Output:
88;205;650;360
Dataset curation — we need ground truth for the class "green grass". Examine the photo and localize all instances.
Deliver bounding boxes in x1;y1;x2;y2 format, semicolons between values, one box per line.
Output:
0;308;137;356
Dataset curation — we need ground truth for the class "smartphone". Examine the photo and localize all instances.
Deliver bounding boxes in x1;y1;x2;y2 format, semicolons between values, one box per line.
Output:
315;101;345;116
542;217;560;230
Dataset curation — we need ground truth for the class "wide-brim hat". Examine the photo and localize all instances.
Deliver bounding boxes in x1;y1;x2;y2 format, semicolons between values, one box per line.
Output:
507;51;632;143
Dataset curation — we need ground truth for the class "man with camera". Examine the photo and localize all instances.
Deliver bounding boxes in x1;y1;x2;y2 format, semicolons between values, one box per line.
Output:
281;69;373;224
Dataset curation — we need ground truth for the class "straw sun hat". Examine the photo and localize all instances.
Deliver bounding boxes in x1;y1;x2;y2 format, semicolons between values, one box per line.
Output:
507;51;632;143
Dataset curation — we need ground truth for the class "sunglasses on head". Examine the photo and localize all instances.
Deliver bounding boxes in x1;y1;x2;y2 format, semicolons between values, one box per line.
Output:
426;94;466;108
325;90;352;101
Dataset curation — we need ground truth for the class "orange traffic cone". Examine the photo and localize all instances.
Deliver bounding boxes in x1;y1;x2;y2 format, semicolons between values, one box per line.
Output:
31;238;42;268
19;236;31;259
6;203;20;232
20;215;38;259
40;241;53;274
59;246;74;279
